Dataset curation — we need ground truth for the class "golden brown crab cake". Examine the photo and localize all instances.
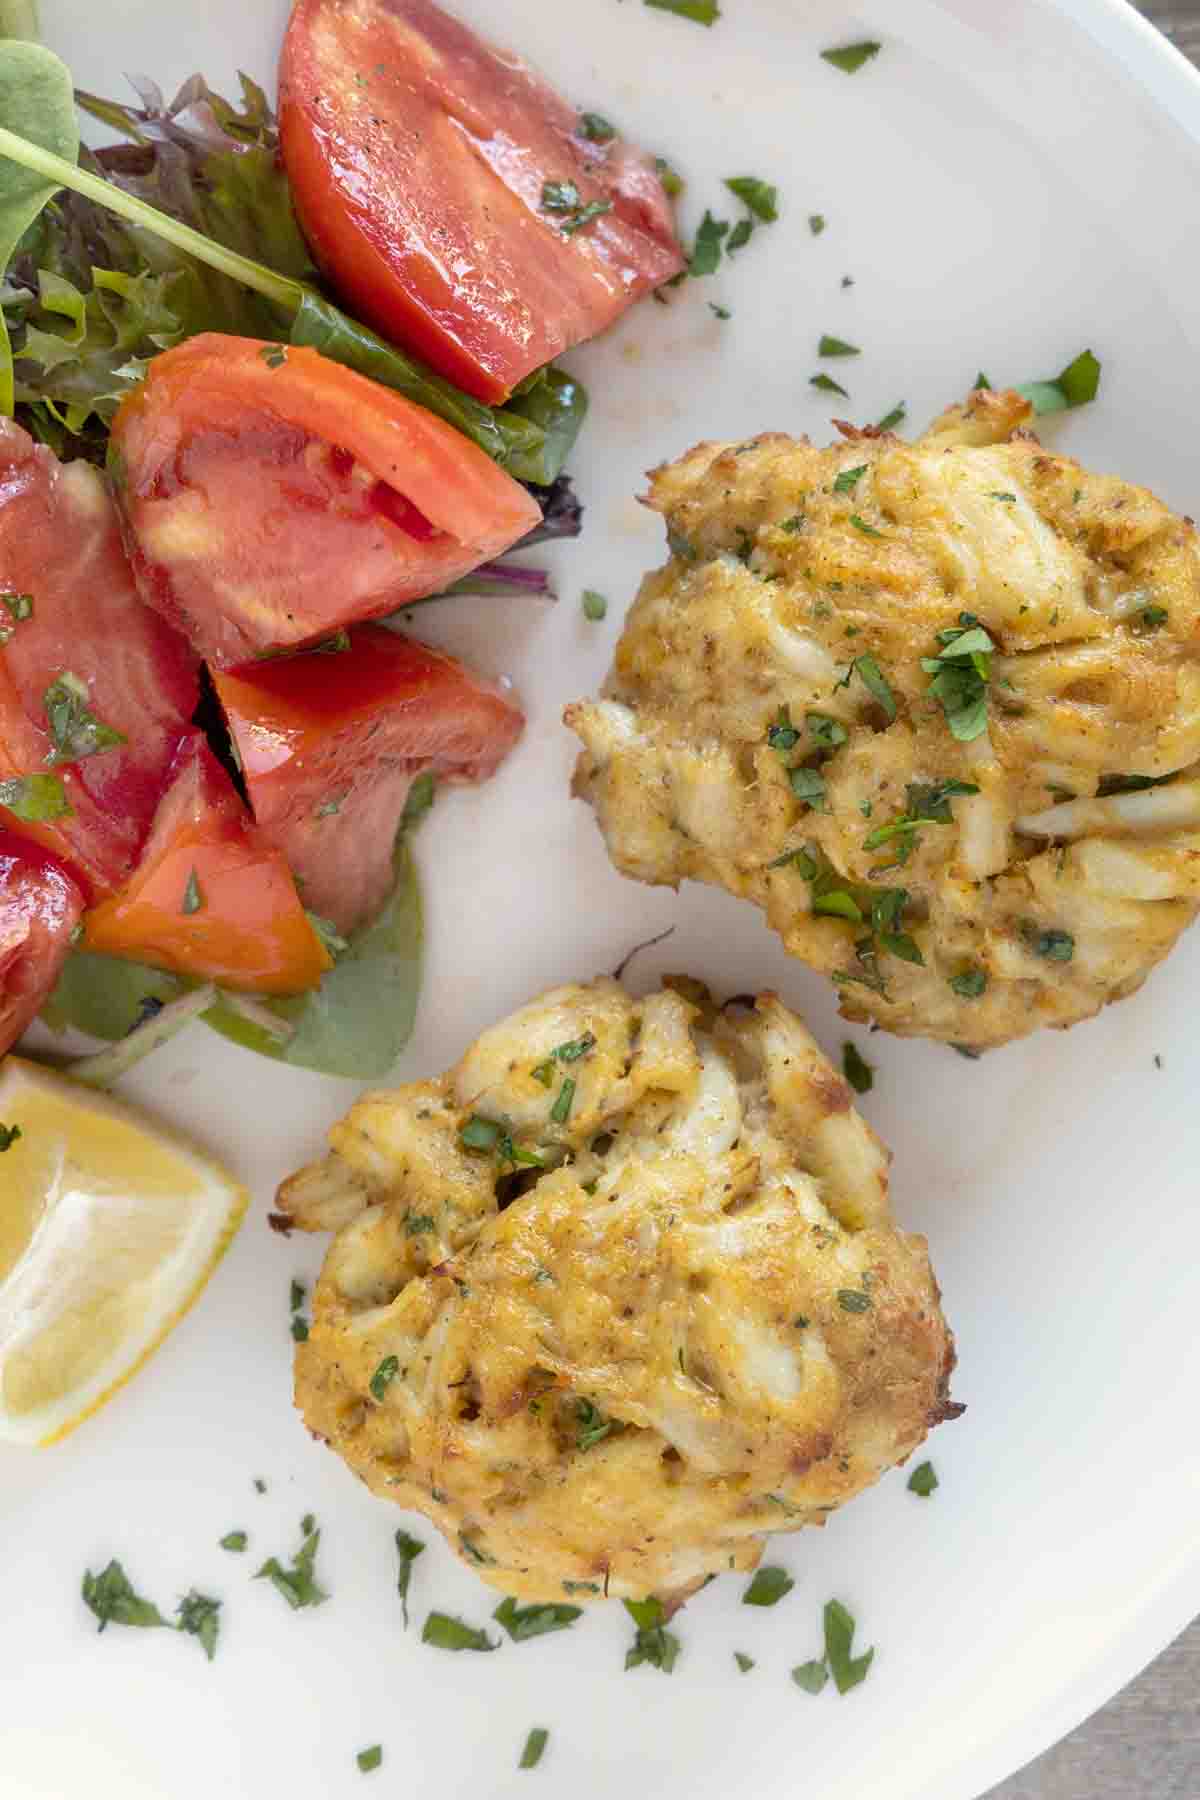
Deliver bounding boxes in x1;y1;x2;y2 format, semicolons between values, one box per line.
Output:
566;389;1200;1049
279;978;958;1606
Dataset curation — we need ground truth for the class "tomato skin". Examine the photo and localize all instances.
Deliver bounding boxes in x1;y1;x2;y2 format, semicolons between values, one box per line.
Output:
213;625;523;934
110;334;541;667
0;422;199;899
83;733;332;995
279;0;685;403
0;830;84;1056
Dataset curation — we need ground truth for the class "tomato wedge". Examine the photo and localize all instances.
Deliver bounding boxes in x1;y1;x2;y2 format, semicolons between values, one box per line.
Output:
0;831;84;1057
110;334;542;667
212;626;523;935
83;733;332;995
279;0;686;403
0;421;199;899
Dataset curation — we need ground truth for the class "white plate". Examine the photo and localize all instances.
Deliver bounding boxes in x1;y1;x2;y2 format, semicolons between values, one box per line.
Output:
6;1;1200;1795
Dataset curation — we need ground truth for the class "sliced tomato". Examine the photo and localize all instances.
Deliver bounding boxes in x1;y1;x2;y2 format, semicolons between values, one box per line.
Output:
0;421;199;899
83;733;332;995
278;0;685;403
110;334;541;667
212;625;523;935
0;830;84;1056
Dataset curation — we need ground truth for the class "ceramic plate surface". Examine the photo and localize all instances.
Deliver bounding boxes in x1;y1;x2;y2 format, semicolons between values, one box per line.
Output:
6;2;1200;1795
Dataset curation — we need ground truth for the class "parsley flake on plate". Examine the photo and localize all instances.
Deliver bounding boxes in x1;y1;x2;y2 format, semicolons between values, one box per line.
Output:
908;1460;939;1497
254;1520;328;1610
742;1565;795;1607
494;1597;583;1642
841;1041;874;1094
876;401;906;431
821;41;882;74
356;1746;383;1774
689;210;729;275
624;1596;681;1673
792;1658;830;1695
819;334;860;358
824;1598;875;1693
644;0;721;23
421;1611;498;1652
394;1528;424;1629
175;1590;221;1661
219;1531;248;1553
1017;348;1101;415
582;589;608;620
724;176;778;221
82;1559;167;1632
520;1728;550;1770
811;372;849;397
735;1651;756;1673
809;213;826;235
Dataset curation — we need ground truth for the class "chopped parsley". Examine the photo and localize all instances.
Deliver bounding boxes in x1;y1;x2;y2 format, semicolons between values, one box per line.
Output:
259;344;286;369
540;180;613;235
788;765;828;810
42;672;126;767
181;867;203;915
809;213;826;235
923;615;994;742
821;41;882;74
219;1531;248;1553
709;302;732;321
421;1611;497;1652
851;653;897;719
1096;772;1174;796
82;1560;168;1632
1;591;32;621
768;708;800;753
842;1042;874;1095
1023;925;1074;962
824;1598;875;1693
908;1460;938;1498
370;1355;400;1401
811;372;849;398
655;155;684;197
949;966;987;999
735;1651;756;1672
876;401;906;431
727;217;754;252
792;1659;830;1695
742;1566;795;1607
975;371;992;390
494;1597;583;1642
989;491;1017;504
0;1123;20;1151
356;1746;383;1774
1016;348;1101;415
833;465;867;493
175;1591;221;1661
394;1529;424;1628
520;1729;549;1770
863;778;979;859
0;772;71;821
644;0;720;22
1136;604;1168;633
575;1397;614;1450
849;513;882;539
725;176;778;222
807;712;848;749
819;334;860;358
624;1597;681;1672
837;1288;872;1313
254;1520;328;1610
689;210;729;275
460;1114;505;1153
550;1077;577;1125
579;112;616;143
306;911;349;958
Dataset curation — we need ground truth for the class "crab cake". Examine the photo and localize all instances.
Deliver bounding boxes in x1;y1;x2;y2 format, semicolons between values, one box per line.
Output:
277;977;958;1606
567;389;1200;1049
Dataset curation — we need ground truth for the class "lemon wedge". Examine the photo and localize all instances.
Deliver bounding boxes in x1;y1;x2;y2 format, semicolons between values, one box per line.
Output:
0;1057;247;1446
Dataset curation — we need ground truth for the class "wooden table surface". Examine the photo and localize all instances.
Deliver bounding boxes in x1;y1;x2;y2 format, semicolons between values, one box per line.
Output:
983;5;1200;1796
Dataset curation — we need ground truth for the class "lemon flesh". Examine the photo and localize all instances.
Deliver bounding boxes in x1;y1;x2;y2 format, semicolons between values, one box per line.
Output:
0;1057;247;1445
